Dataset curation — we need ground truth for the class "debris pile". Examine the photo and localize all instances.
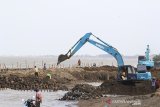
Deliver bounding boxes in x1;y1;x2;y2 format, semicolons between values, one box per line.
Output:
71;66;117;81
0;75;68;91
100;80;153;95
61;80;153;100
60;84;101;100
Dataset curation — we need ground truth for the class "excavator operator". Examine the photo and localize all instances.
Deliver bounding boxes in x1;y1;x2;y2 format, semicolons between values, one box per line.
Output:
121;68;127;80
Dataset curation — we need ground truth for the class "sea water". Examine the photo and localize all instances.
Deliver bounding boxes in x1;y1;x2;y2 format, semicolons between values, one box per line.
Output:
0;89;77;107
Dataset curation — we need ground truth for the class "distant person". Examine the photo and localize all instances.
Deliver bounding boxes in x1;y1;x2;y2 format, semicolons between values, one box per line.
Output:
93;63;96;67
155;79;159;89
34;89;42;107
34;66;39;77
78;59;81;67
43;63;46;71
151;78;156;92
46;73;52;79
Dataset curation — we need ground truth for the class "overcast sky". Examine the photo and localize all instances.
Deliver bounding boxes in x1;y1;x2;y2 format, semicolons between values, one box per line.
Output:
0;0;160;56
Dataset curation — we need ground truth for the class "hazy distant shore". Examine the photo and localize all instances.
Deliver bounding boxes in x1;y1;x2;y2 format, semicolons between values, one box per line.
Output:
0;54;142;68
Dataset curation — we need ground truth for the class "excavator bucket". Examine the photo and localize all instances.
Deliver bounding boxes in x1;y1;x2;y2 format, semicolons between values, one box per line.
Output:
57;54;69;65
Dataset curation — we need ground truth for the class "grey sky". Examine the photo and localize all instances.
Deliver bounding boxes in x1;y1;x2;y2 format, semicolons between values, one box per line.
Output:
0;0;160;56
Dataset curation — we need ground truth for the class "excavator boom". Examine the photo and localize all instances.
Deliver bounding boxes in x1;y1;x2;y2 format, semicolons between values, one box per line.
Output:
57;33;124;67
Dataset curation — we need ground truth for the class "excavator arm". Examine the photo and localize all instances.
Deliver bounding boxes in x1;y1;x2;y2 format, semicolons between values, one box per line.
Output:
57;32;153;81
57;33;124;67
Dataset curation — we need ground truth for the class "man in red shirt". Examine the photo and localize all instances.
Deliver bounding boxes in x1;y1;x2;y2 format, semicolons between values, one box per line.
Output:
34;89;42;107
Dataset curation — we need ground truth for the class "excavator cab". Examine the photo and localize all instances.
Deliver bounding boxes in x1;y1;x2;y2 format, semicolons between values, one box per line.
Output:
118;65;137;80
118;65;152;81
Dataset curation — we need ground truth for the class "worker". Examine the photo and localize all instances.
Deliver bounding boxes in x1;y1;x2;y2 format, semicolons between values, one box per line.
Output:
34;89;42;107
120;67;127;80
46;73;52;79
121;71;127;80
156;79;160;89
151;77;156;92
43;63;46;71
34;66;39;77
93;63;96;67
78;59;81;67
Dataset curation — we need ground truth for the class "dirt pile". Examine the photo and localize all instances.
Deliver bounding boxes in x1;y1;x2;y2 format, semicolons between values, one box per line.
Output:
60;84;101;100
0;74;68;91
1;65;156;93
100;80;153;95
0;66;117;90
82;65;117;71
71;66;117;81
61;80;154;100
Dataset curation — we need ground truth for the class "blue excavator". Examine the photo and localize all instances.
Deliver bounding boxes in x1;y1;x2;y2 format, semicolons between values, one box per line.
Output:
138;45;154;70
57;33;152;81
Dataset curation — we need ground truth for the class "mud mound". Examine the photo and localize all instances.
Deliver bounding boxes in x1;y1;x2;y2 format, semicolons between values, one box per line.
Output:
61;80;153;100
83;65;117;71
72;84;96;93
70;65;117;81
71;71;116;81
60;84;101;100
100;80;153;95
0;75;68;91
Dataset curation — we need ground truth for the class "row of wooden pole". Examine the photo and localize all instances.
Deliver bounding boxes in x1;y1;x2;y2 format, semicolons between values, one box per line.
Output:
0;61;108;70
